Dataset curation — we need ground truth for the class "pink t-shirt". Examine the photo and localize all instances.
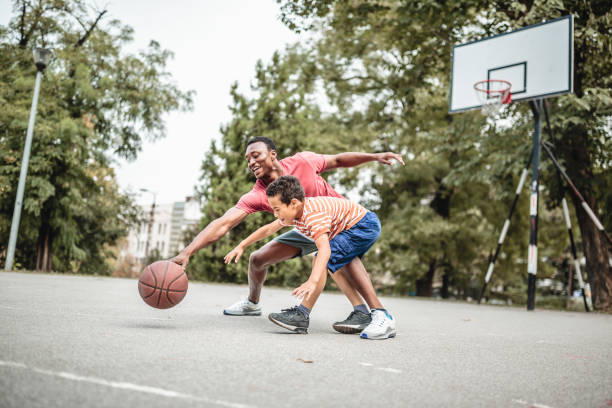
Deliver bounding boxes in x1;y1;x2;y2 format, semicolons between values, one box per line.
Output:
235;151;344;214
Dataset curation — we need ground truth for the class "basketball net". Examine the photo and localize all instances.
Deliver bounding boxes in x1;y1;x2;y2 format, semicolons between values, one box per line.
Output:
474;79;512;116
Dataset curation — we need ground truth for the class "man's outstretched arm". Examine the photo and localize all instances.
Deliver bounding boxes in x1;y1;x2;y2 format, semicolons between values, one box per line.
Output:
323;151;405;171
171;207;248;268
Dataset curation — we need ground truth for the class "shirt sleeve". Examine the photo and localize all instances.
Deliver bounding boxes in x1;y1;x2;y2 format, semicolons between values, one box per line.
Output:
297;151;327;174
235;189;266;214
306;212;332;240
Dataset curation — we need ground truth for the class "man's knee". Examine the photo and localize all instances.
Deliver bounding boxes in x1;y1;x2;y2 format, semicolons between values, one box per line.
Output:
249;248;268;269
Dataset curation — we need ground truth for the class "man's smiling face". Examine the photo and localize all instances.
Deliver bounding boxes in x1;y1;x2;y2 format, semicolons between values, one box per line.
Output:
245;141;276;179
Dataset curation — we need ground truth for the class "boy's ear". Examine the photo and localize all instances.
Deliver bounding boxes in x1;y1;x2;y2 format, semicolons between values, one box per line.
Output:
290;198;300;207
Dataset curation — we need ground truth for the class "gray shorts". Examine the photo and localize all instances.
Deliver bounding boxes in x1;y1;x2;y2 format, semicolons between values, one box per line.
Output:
273;229;318;257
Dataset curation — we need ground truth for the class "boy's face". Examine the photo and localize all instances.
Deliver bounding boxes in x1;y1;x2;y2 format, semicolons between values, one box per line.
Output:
268;194;301;224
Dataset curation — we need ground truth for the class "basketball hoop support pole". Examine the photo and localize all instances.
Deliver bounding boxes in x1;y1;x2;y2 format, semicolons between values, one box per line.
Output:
527;99;543;310
477;148;534;304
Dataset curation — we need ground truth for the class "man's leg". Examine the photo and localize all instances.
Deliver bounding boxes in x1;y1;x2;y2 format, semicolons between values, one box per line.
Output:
248;240;299;303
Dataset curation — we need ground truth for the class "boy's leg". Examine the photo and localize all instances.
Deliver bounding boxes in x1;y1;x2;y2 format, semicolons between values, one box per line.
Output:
345;258;396;340
342;257;384;309
297;267;327;310
249;241;365;305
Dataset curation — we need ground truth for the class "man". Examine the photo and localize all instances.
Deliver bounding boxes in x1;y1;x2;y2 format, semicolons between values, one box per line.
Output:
171;137;404;333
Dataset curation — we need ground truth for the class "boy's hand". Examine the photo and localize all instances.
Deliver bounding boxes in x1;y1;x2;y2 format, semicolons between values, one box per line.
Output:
224;246;244;264
292;279;317;301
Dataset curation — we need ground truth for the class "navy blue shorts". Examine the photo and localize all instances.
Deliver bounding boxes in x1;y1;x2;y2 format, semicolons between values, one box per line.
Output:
327;211;380;273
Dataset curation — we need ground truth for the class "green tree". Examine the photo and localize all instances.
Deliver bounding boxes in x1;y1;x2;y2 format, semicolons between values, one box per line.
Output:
188;47;333;286
0;0;193;273
276;1;611;310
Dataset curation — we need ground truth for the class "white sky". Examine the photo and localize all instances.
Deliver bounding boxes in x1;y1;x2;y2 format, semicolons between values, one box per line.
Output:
1;1;303;205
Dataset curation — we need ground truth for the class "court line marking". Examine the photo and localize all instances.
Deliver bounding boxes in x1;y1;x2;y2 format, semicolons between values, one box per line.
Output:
359;362;402;374
0;305;170;321
512;398;555;408
0;360;254;408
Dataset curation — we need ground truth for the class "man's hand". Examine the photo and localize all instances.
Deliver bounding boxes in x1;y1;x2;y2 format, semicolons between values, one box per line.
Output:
375;152;405;166
292;279;318;301
170;250;191;268
224;246;244;264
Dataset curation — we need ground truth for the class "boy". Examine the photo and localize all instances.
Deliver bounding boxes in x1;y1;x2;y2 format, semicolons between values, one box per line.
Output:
224;175;396;340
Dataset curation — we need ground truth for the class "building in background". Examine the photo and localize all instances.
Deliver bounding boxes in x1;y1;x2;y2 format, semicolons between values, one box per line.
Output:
121;197;201;265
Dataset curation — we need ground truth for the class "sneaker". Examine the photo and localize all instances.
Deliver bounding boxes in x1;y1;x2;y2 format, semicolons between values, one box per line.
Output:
360;309;396;340
268;306;309;334
223;298;262;316
332;310;372;334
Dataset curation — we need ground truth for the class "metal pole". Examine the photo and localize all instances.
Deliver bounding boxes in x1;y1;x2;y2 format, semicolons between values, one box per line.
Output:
540;141;612;248
560;196;591;311
4;71;43;271
144;196;156;262
527;99;542;310
478;147;534;304
541;103;591;311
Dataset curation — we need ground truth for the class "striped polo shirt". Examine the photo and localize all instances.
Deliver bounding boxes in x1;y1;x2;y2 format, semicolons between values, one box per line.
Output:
290;196;368;241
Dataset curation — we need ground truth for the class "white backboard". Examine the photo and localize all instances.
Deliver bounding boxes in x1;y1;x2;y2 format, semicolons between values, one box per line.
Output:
449;15;573;113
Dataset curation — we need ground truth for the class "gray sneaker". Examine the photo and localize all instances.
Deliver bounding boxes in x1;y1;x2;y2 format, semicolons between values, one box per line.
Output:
268;306;309;333
332;310;372;334
223;298;262;316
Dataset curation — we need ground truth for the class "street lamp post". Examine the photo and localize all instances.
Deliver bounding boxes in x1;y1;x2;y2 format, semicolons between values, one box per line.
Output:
140;189;157;264
4;48;52;271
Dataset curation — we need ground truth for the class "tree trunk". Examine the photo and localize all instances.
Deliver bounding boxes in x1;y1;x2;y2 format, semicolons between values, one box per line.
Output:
441;266;450;299
36;224;53;272
558;119;612;312
416;260;436;297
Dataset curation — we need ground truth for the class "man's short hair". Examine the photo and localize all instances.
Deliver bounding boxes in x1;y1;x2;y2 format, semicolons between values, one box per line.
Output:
266;175;305;205
247;137;276;152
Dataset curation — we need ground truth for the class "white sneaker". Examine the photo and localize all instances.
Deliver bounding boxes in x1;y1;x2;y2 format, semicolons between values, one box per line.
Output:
360;309;396;340
223;298;262;316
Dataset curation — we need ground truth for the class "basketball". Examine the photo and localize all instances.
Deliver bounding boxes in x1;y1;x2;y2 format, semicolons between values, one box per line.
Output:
138;260;188;309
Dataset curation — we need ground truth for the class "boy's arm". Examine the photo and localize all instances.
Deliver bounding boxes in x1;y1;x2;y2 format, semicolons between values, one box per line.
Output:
224;219;285;264
292;234;331;301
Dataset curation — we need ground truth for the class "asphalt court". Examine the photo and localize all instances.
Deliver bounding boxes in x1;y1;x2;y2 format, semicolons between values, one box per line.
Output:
1;271;611;408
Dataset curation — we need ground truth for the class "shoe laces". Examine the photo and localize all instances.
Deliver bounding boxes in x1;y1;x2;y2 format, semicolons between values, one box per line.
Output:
371;310;387;327
281;306;300;314
346;310;360;320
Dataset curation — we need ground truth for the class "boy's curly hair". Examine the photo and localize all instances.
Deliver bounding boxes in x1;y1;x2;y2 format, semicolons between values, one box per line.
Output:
265;175;305;205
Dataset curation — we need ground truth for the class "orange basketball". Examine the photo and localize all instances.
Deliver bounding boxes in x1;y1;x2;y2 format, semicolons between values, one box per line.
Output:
138;261;188;309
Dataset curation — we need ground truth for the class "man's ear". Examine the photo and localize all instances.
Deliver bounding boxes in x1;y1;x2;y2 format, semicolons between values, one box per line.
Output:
270;149;277;160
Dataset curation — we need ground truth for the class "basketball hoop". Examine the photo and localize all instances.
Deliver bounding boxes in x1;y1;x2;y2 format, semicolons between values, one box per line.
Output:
474;79;512;116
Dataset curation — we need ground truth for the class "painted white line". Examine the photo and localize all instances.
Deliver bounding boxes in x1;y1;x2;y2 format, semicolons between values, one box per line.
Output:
0;360;254;408
376;367;402;374
512;398;555;408
0;305;170;321
359;362;402;374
